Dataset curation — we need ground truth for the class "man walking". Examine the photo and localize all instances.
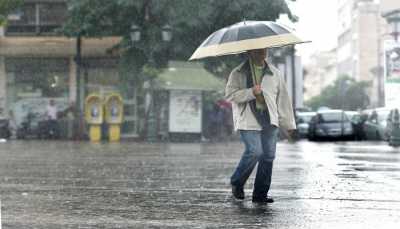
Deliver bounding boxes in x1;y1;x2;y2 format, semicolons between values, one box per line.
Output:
225;48;296;204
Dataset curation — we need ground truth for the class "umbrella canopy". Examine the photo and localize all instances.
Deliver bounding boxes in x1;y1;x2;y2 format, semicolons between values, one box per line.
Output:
189;21;308;60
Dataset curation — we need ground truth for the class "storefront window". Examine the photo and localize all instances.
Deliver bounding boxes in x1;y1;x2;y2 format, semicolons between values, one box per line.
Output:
6;58;69;104
83;58;138;136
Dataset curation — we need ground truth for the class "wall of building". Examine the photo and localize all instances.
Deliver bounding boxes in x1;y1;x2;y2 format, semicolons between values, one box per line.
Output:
381;0;400;13
303;49;337;102
336;0;384;107
357;2;381;105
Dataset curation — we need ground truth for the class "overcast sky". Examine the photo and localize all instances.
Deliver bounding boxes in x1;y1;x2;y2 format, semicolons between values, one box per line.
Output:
288;0;339;64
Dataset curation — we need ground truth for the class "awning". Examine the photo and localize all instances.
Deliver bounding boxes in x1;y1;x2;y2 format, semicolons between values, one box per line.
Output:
156;61;224;91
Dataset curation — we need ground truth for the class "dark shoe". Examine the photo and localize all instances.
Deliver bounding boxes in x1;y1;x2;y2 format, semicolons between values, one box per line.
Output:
231;185;245;200
252;196;274;204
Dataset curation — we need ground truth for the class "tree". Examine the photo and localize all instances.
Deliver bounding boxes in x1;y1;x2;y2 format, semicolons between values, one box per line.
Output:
305;75;371;111
0;0;23;26
61;0;296;82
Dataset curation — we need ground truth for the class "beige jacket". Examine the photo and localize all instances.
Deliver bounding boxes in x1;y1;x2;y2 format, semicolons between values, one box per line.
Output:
225;60;296;131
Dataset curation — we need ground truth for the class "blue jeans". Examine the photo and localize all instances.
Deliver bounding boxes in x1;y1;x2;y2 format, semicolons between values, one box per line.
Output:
230;125;279;198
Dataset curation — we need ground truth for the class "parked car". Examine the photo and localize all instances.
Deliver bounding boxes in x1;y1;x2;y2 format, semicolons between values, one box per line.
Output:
296;111;316;138
363;108;391;141
308;110;354;141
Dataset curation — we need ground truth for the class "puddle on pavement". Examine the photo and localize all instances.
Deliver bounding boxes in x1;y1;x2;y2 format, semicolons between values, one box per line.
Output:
334;173;360;178
338;155;400;163
354;167;400;172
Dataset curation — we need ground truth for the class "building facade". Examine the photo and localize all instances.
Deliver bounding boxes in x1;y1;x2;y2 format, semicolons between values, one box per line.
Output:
303;49;338;102
380;0;400;108
0;0;139;137
337;0;400;107
337;0;382;106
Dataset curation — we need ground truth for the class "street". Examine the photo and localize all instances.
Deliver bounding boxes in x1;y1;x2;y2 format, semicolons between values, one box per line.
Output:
1;140;400;228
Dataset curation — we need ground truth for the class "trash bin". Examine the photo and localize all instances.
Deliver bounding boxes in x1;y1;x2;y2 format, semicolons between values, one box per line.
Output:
85;94;104;142
105;93;123;142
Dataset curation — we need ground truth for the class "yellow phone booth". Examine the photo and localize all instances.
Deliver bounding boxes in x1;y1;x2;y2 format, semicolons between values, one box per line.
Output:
105;93;124;142
85;94;104;142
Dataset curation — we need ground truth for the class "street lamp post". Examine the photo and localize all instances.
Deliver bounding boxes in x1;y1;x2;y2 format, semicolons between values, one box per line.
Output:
74;32;84;140
129;23;172;142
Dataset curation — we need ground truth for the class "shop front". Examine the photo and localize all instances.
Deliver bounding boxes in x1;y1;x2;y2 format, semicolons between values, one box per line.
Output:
0;37;139;139
5;58;70;127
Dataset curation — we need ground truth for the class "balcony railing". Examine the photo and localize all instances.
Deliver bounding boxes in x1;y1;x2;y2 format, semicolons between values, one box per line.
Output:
5;24;61;36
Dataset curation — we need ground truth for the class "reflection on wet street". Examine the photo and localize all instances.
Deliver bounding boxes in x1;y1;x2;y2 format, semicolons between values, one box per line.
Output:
0;140;400;228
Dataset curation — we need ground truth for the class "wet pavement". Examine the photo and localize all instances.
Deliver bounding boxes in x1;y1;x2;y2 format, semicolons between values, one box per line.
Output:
0;140;400;228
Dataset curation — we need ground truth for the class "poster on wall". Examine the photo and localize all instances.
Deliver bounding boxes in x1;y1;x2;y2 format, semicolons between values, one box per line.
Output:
384;40;400;108
169;90;202;133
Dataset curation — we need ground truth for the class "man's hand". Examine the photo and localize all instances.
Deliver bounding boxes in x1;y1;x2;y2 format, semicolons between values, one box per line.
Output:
286;129;297;143
252;85;262;95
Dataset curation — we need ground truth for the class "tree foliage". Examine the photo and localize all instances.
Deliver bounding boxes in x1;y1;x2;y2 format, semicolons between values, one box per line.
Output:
305;75;371;111
0;0;23;26
62;0;296;82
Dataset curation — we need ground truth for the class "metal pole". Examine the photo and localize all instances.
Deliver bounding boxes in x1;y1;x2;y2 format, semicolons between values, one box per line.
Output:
75;34;82;140
76;34;81;110
377;22;383;108
146;48;158;142
146;79;157;142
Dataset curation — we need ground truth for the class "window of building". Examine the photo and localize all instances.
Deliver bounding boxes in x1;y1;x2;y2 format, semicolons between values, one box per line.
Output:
6;2;67;36
5;58;69;103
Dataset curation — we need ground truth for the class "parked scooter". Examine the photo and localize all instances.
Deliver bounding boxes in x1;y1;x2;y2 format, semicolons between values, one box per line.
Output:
0;118;11;139
16;112;41;139
38;119;60;139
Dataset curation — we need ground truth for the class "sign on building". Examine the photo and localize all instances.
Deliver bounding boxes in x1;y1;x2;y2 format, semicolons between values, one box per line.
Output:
168;90;202;133
384;40;400;108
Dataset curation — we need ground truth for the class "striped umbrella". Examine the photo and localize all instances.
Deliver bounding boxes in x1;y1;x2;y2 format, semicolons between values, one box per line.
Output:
189;21;309;60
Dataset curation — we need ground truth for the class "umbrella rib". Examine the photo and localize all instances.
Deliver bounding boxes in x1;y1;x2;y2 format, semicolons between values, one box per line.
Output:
219;27;238;44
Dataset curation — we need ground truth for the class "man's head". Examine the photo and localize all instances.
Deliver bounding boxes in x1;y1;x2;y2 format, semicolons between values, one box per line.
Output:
49;99;55;106
247;48;267;64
